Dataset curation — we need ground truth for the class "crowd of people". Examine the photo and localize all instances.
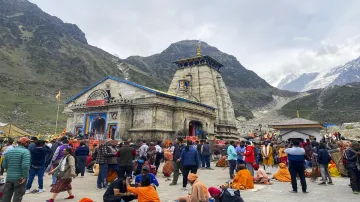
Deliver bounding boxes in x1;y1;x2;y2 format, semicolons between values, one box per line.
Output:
0;134;359;202
215;137;360;195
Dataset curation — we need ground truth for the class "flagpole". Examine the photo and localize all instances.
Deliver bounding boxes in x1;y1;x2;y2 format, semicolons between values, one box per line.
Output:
55;100;60;135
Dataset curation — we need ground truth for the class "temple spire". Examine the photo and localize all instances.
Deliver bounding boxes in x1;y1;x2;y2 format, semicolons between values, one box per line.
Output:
196;40;202;56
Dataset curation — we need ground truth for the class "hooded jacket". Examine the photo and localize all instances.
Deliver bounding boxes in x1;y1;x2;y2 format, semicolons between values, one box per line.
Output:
243;145;255;163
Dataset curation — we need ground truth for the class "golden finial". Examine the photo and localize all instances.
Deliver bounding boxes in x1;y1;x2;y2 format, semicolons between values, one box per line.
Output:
196;40;201;56
297;111;300;118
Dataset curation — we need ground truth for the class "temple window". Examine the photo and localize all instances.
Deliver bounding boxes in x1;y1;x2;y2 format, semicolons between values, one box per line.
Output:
178;80;190;91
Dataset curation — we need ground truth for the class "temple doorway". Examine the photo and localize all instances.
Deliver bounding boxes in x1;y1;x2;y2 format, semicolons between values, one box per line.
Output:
107;124;117;140
92;117;106;134
189;121;204;139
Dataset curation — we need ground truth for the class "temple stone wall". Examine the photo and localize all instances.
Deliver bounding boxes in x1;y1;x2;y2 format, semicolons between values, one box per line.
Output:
133;107;153;129
155;108;174;129
118;107;132;140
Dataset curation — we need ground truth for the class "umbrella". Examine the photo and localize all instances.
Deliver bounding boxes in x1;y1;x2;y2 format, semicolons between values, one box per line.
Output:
0;130;4;134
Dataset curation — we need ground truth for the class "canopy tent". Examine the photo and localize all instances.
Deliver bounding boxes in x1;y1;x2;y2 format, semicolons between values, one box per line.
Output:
0;124;31;138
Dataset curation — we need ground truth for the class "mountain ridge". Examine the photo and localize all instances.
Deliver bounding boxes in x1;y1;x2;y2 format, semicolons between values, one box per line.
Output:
277;56;360;92
280;82;360;124
0;0;297;134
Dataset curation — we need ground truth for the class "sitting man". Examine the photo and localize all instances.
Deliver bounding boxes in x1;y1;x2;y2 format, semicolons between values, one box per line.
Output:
231;164;254;190
253;164;270;184
208;186;244;202
273;163;291;182
103;177;136;202
177;173;209;202
134;166;159;187
126;176;160;202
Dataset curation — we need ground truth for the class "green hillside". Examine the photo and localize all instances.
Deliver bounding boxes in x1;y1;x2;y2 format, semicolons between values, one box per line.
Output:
280;83;360;124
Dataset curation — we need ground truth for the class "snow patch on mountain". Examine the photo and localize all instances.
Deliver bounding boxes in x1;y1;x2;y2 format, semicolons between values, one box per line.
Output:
302;71;340;91
277;56;360;92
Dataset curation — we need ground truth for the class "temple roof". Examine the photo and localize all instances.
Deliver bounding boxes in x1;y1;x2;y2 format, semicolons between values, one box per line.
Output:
173;55;223;71
269;118;324;129
64;76;215;110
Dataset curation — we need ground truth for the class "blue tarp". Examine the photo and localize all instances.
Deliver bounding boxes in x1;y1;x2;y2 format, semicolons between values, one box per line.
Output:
323;124;337;128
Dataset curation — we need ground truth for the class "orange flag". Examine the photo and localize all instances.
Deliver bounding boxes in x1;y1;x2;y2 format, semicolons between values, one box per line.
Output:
56;91;61;101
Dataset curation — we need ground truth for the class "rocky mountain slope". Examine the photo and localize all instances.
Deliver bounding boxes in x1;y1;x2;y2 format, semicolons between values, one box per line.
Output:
279;83;360;124
278;56;360;92
0;0;165;133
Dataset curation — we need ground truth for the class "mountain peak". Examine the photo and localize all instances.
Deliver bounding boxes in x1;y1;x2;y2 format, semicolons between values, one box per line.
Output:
0;0;87;44
277;55;360;92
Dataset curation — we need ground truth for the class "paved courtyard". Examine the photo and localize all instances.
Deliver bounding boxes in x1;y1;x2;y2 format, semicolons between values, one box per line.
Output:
18;163;358;202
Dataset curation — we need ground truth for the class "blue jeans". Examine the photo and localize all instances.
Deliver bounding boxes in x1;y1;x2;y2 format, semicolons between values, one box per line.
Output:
26;166;45;190
97;164;108;188
255;156;260;165
201;155;210;168
229;160;237;179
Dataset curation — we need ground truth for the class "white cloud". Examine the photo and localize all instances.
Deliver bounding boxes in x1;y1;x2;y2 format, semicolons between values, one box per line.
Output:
28;0;360;85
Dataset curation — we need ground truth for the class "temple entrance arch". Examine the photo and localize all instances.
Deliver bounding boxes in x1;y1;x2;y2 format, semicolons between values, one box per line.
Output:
189;120;206;140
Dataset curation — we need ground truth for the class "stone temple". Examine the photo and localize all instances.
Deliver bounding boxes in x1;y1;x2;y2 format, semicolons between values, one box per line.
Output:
64;44;237;141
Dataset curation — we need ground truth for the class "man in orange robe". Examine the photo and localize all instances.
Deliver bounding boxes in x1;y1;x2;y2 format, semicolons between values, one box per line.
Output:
273;163;291;182
231;164;254;190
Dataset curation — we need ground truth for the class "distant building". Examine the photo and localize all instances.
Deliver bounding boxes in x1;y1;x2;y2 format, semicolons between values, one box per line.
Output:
269;118;324;142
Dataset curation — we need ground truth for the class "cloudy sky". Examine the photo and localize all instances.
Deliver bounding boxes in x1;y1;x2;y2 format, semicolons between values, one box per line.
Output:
30;0;360;86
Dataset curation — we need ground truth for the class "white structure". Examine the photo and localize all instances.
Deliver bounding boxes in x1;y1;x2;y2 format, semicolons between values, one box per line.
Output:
269;118;324;142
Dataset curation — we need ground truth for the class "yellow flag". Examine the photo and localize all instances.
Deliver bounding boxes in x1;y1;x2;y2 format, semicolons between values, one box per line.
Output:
56;91;61;101
37;133;41;139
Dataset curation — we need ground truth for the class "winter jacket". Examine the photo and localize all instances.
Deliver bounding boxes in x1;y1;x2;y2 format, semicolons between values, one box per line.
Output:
201;144;210;156
30;146;51;167
219;189;244;202
317;148;331;165
181;147;199;167
344;149;360;169
75;146;90;157
173;143;185;162
2;146;30;181
244;145;255;163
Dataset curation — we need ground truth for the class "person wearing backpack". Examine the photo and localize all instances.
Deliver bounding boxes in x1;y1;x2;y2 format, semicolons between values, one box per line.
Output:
317;143;333;185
